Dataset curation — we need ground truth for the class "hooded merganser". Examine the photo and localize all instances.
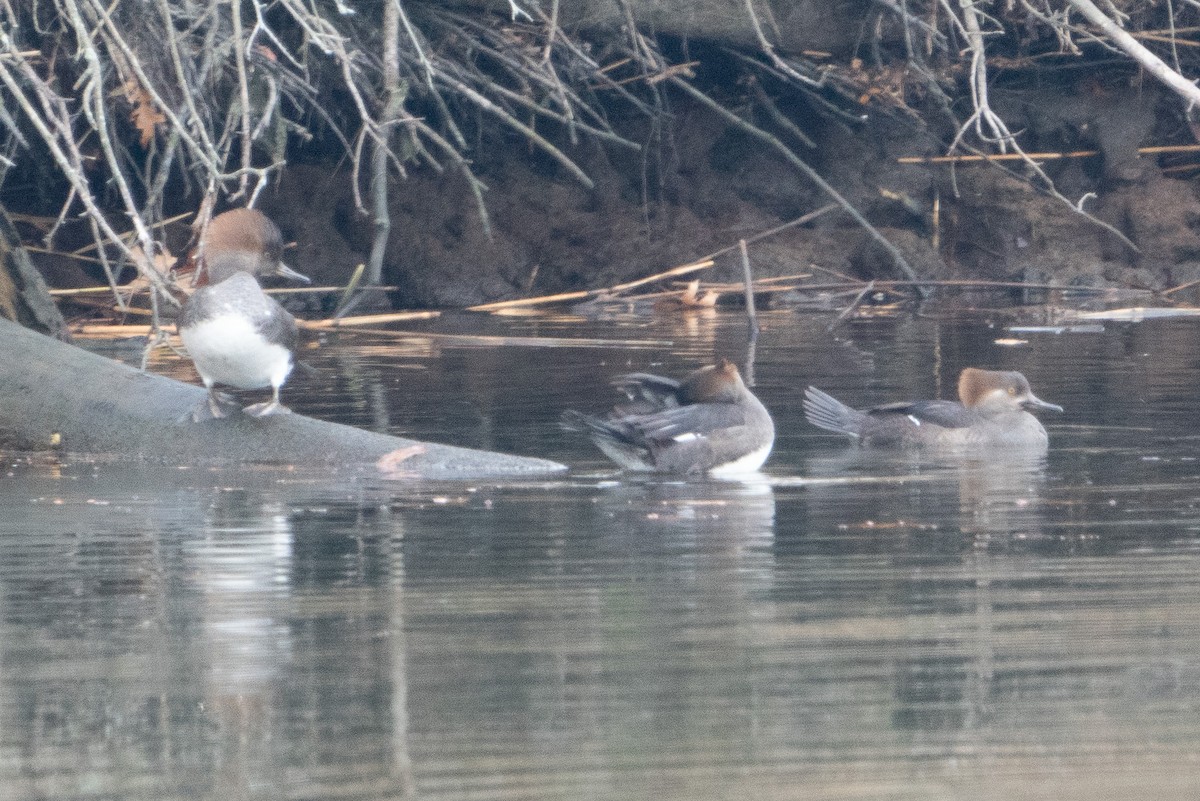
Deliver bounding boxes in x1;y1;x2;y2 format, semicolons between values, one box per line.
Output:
178;208;311;422
804;367;1063;449
561;358;775;475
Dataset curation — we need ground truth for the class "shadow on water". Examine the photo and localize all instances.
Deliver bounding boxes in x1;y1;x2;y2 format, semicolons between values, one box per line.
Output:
6;310;1200;799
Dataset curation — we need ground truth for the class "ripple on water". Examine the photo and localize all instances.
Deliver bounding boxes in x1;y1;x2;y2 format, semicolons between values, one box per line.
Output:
3;311;1200;799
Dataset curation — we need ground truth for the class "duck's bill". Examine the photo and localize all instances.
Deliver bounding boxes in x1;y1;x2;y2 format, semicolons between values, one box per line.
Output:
275;263;312;284
1023;395;1064;413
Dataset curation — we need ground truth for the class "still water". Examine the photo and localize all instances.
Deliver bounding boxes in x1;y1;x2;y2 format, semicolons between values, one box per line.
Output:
5;307;1200;800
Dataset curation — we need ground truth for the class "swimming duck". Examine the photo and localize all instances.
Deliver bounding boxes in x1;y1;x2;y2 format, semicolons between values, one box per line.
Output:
804;367;1062;448
561;358;775;475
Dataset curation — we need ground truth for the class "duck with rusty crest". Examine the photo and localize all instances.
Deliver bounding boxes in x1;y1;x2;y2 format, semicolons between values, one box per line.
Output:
178;208;311;422
561;358;775;475
803;367;1063;449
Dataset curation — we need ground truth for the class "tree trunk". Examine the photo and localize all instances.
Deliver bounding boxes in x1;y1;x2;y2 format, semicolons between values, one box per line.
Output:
0;204;67;339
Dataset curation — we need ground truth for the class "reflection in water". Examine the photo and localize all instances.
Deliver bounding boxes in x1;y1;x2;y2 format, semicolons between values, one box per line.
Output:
188;490;297;798
0;465;416;800
7;312;1200;799
401;476;778;799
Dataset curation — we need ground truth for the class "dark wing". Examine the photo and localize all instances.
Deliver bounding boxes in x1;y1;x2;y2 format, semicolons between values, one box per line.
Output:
622;402;746;443
610;373;682;410
865;399;972;429
257;300;299;352
228;272;299;352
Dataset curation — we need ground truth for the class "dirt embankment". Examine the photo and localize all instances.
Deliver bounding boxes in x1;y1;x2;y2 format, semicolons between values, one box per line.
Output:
7;2;1200;316
20;47;1199;312
244;72;1200;310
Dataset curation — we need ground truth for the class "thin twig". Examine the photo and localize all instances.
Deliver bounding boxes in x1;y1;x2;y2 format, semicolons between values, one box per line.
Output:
229;0;253;199
1162;277;1200;296
699;204;838;264
827;280;877;331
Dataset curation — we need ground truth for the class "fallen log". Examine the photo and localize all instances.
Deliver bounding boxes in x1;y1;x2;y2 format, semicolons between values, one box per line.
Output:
0;318;566;478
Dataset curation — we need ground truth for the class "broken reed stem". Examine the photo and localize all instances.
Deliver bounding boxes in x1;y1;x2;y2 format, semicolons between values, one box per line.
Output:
674;273;812;292
675;276;1155;297
827;279;876;332
469;265;1143;316
309;329;674;349
466;260;713;312
794;278;1152;293
48;286;122;296
604;287;708;303
70;309;443;338
468;255;1147;315
684;283;807;295
699;204;838;264
1161;277;1200;296
898;143;1200;165
299;310;440;329
738;239;758;340
333;263;367;318
70;324;161;337
69;320;671;350
466;290;592;312
268;284;400;295
608;259;714;292
737;237;759;386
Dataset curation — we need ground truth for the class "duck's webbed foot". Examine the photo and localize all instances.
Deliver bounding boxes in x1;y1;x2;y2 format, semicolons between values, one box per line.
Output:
191;389;240;422
243;387;291;418
243;400;292;418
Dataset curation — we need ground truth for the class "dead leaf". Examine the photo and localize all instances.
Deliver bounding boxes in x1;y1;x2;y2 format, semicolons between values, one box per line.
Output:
118;244;178;302
119;79;165;147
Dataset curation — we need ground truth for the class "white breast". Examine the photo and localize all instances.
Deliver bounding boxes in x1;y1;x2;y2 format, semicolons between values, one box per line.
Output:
708;441;774;477
180;315;293;390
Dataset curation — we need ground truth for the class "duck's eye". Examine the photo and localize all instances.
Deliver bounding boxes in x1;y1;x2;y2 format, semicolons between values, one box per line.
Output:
1007;386;1017;395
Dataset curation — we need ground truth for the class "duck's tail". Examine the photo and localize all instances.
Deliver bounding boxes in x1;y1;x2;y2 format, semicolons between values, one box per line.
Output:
803;386;865;439
560;410;652;469
560;409;609;435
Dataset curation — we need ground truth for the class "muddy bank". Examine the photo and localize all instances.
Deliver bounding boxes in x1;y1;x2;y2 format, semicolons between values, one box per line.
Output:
15;27;1200;314
235;77;1200;310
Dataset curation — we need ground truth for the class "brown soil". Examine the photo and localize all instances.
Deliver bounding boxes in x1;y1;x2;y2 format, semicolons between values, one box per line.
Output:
30;78;1200;312
245;79;1200;310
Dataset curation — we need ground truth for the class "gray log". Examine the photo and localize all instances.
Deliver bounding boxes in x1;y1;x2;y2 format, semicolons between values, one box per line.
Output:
0;318;566;478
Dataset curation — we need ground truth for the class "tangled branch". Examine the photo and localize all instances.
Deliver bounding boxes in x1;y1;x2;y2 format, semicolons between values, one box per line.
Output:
0;0;644;314
3;0;1200;316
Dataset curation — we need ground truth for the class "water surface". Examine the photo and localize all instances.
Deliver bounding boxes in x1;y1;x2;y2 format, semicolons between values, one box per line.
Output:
5;308;1200;799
